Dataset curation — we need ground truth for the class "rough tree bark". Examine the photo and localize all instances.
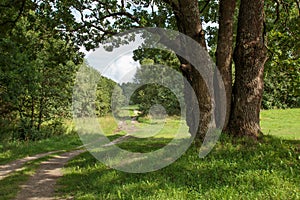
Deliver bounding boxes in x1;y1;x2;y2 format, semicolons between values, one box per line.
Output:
215;0;236;131
169;0;213;141
228;0;268;138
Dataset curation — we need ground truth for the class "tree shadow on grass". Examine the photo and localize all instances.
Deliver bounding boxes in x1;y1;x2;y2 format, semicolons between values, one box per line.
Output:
57;135;300;199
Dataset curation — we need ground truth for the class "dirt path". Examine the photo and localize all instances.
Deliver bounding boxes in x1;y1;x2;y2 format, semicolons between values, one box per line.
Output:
4;119;138;200
0;151;61;181
103;134;133;147
15;149;85;200
12;133;131;200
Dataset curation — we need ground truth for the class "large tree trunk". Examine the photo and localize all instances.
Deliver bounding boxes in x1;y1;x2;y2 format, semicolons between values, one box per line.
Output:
171;0;213;141
215;0;236;131
227;0;268;138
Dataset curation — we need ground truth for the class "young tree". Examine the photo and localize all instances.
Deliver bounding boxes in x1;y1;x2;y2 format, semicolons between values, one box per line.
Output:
130;63;183;116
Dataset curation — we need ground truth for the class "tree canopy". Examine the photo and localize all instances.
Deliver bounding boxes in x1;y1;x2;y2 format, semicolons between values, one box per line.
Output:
0;0;299;141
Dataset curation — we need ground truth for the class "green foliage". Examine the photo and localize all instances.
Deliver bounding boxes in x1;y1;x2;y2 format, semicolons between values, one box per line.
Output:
111;84;127;118
263;0;300;109
127;49;183;116
96;76;117;117
73;62;100;118
0;11;81;141
131;83;181;116
73;62;121;117
129;64;183;116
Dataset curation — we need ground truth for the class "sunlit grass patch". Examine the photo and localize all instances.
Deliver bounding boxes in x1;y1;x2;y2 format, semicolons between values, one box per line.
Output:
261;108;300;140
0;134;81;165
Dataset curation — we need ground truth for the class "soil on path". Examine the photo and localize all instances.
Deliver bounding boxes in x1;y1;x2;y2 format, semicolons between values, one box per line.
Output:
5;116;139;200
0;151;61;181
14;149;85;200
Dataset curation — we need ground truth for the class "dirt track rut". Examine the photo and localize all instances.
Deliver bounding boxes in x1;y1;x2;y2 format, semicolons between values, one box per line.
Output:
14;149;85;200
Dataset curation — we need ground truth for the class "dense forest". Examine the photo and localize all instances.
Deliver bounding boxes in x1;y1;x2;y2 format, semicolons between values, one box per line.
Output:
0;0;299;142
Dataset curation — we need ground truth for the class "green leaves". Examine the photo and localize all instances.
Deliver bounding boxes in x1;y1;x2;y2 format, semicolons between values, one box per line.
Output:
0;11;81;141
96;75;118;117
263;0;300;109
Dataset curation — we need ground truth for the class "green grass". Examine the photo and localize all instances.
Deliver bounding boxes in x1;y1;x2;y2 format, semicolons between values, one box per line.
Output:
1;109;299;199
57;136;300;200
115;116;189;152
56;109;300;200
98;115;119;136
261;108;300;140
0;134;82;165
97;114;189;152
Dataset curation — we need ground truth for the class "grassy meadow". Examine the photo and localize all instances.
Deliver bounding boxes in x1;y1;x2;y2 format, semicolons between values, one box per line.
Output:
56;109;300;200
0;109;299;199
260;108;300;140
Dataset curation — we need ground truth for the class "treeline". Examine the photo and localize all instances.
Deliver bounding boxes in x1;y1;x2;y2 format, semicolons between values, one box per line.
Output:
1;0;299;141
72;63;118;119
0;11;116;141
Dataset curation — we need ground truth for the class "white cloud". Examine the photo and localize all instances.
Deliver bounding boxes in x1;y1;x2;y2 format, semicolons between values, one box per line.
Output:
103;54;139;83
86;33;144;84
86;47;140;84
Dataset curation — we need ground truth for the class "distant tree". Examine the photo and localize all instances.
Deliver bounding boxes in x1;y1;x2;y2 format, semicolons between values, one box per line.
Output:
74;62;121;118
73;62;100;118
96;76;117;116
129;58;183;116
120;50;183;116
111;84;126;118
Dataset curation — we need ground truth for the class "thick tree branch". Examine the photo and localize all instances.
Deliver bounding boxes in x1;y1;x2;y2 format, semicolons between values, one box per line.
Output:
89;24;117;35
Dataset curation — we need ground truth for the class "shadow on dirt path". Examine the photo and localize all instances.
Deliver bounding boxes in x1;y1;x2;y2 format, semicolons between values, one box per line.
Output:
14;149;85;200
0;151;61;181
